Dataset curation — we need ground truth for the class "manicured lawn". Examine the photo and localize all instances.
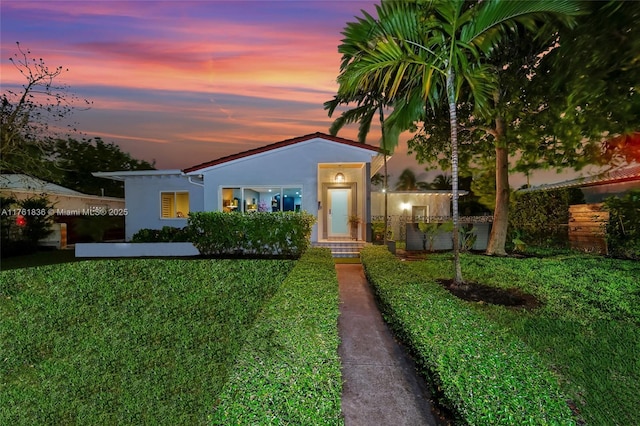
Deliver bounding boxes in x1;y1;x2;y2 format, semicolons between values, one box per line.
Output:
407;253;640;426
1;258;295;424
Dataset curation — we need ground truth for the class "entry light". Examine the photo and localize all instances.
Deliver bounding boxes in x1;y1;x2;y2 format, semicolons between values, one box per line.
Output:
335;172;345;183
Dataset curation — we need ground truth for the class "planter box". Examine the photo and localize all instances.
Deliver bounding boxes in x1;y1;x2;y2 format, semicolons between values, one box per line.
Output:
75;242;200;258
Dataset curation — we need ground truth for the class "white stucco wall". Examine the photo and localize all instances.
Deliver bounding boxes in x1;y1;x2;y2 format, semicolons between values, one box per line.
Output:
123;174;204;240
371;192;452;218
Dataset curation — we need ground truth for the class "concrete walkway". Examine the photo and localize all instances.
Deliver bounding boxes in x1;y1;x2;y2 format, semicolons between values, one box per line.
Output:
336;264;439;426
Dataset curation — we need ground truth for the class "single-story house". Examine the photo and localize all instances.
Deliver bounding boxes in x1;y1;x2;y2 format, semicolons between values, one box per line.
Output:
520;163;640;202
0;174;125;210
95;132;392;243
519;164;640;254
1;174;126;245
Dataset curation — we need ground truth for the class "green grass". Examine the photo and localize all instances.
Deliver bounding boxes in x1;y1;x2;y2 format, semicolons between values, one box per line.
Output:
210;248;343;425
0;258;294;425
408;253;640;426
361;246;575;425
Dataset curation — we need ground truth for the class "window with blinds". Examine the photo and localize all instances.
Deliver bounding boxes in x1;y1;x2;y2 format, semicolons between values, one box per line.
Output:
161;192;189;218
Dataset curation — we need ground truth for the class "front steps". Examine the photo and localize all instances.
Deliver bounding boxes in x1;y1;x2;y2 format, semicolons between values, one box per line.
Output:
313;240;368;258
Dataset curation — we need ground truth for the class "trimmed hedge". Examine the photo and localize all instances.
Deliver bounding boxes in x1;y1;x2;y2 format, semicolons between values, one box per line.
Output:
209;248;342;425
360;246;576;425
131;226;190;242
509;188;584;248
188;211;316;257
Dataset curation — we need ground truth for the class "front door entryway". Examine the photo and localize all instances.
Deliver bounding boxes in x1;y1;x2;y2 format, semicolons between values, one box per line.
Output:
328;188;350;238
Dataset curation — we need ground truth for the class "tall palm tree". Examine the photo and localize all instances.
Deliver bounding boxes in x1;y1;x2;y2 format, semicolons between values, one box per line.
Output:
395;168;419;190
332;0;580;285
431;173;452;190
325;92;393;242
324;7;412;244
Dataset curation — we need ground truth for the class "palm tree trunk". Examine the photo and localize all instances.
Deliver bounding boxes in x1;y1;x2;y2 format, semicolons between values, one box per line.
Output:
379;104;389;245
447;67;463;285
486;114;509;256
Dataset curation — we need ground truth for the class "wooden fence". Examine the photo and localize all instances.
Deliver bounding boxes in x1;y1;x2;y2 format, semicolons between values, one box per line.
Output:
568;203;609;254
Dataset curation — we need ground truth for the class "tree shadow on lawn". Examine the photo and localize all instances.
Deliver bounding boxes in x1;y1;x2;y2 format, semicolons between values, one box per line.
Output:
437;279;541;310
397;249;541;309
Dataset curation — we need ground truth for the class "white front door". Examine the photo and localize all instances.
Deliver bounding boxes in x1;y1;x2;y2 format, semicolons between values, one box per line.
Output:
328;188;350;238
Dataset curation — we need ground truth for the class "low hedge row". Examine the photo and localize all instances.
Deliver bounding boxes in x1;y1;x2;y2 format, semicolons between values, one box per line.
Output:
131;226;190;242
360;246;575;425
188;211;316;257
209;248;343;425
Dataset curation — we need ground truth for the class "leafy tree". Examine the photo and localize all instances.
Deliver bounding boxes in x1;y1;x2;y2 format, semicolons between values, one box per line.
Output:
406;6;585;256
409;1;637;256
539;1;640;170
1;42;90;176
47;137;155;197
602;133;640;167
332;0;580;284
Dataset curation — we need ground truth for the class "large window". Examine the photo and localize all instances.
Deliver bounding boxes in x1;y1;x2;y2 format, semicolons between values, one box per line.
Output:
221;186;302;212
161;191;189;218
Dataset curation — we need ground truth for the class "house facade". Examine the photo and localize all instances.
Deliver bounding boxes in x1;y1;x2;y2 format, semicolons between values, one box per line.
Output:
1;174;127;245
95;133;387;242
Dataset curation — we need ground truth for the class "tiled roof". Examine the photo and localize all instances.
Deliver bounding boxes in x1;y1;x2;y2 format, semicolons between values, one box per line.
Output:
183;132;383;173
520;164;640;192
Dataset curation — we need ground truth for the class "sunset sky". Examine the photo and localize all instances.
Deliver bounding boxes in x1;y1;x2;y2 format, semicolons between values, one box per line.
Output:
0;0;595;187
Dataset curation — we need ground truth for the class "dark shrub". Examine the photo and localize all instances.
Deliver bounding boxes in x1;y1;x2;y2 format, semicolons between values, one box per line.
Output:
604;190;640;259
509;188;584;248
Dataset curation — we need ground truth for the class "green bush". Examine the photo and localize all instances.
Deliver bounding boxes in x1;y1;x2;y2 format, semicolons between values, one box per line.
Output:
509;188;584;248
360;246;575;425
1;195;54;256
16;196;55;244
188;211;315;257
131;226;190;242
210;248;342;425
604;190;640;259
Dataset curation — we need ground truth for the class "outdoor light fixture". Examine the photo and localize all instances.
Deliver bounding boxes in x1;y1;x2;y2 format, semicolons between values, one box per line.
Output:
335;172;345;183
